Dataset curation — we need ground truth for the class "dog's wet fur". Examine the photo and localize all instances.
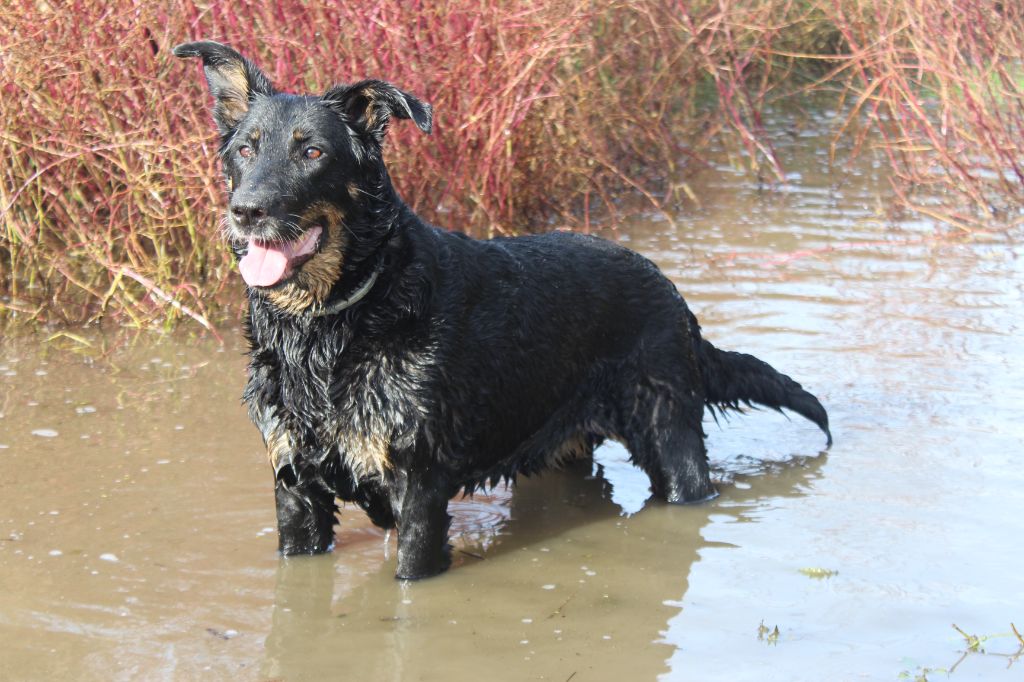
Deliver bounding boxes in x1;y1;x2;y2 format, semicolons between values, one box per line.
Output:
175;41;831;580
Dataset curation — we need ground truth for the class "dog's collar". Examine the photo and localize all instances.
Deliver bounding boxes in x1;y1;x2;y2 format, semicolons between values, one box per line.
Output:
305;258;385;317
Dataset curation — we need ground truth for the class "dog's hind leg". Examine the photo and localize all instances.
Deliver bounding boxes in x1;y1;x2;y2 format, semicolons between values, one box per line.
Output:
622;388;716;504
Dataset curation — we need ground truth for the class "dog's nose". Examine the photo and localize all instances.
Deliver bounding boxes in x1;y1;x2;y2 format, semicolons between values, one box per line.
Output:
230;203;267;227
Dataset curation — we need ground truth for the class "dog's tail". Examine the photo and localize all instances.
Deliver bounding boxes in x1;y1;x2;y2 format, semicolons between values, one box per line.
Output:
694;327;832;447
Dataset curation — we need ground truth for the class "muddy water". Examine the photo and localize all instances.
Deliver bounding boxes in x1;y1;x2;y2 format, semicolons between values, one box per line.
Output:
3;115;1024;681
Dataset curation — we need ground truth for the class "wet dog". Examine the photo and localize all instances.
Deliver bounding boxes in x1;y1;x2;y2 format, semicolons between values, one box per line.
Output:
175;41;831;579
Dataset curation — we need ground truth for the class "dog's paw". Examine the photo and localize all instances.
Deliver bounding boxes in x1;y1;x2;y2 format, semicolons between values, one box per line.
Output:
394;544;452;581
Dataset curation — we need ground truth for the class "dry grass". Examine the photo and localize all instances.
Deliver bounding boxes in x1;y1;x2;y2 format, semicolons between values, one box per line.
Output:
821;0;1024;229
1;0;1021;331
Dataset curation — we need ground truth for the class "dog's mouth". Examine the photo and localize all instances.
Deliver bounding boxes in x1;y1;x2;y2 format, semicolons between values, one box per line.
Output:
238;225;323;288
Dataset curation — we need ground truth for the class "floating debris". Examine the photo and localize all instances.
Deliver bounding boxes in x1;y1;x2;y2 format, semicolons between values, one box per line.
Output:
205;627;238;640
799;567;839;579
758;620;781;645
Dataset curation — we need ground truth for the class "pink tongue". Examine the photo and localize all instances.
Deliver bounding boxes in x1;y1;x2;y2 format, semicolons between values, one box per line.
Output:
238;227;322;287
239;241;291;287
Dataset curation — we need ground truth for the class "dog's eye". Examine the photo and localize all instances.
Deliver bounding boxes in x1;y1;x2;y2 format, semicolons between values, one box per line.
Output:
304;147;323;160
238;145;253;159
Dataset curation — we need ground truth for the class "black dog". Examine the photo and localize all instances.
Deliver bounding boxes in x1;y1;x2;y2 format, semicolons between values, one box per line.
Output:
174;41;831;580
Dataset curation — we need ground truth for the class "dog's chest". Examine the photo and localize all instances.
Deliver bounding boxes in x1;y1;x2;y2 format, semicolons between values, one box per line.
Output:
247;328;431;481
327;352;427;478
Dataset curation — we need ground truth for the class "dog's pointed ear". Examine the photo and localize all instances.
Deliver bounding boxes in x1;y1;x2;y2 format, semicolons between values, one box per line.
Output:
173;40;275;133
322;80;432;141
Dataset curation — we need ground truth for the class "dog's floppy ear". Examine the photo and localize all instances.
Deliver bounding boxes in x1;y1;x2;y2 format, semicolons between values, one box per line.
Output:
173;40;275;134
322;80;432;141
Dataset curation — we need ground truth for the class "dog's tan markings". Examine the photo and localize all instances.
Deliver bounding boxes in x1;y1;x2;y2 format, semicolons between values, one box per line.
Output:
264;201;348;314
265;425;292;470
347;182;361;200
337;430;391;479
216;63;253;127
361;88;378;130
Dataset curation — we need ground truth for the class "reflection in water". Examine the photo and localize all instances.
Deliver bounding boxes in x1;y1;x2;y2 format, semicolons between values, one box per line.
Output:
262;453;827;682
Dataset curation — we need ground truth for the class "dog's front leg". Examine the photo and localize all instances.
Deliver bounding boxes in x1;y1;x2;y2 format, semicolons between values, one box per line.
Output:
274;478;337;555
254;409;338;555
393;468;452;580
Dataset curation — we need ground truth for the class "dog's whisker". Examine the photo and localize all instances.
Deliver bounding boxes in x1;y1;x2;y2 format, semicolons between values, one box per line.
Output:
351;186;383;200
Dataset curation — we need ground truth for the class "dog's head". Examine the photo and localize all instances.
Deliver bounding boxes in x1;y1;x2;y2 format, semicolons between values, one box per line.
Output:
173;41;431;313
